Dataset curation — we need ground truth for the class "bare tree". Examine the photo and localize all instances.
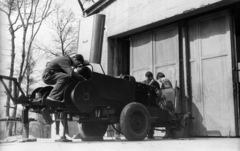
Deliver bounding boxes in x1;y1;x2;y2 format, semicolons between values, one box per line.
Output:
0;0;54;136
23;48;38;95
0;0;22;130
37;6;78;57
36;0;96;57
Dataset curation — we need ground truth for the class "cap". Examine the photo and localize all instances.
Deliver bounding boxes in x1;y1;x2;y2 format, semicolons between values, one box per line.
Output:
75;54;84;64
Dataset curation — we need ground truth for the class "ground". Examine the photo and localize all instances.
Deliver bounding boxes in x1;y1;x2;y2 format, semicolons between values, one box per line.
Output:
0;137;239;151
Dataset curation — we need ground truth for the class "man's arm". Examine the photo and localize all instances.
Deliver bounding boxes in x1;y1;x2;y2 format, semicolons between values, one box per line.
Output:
72;72;87;81
57;57;86;81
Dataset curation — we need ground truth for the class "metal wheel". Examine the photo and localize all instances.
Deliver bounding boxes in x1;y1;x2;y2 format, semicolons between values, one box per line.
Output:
120;102;151;140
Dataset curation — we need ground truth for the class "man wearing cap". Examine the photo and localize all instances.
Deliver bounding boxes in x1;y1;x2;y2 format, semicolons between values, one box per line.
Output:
42;54;87;102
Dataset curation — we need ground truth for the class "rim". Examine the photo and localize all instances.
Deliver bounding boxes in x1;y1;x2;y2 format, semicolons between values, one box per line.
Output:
130;111;145;133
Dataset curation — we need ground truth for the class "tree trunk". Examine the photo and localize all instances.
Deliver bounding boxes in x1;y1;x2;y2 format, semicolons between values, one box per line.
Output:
7;104;17;136
18;28;27;84
26;65;30;95
8;27;28;137
6;23;16;136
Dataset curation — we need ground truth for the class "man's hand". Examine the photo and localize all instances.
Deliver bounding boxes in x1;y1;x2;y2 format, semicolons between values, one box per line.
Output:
72;71;87;81
76;75;87;81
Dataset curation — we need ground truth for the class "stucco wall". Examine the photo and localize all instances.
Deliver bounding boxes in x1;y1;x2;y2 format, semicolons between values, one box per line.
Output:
98;0;239;37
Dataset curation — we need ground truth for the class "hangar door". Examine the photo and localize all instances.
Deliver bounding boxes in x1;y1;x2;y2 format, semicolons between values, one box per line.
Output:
188;12;236;136
130;25;179;87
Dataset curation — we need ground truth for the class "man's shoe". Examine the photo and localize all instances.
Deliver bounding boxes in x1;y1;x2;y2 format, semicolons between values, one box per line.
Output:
47;96;61;102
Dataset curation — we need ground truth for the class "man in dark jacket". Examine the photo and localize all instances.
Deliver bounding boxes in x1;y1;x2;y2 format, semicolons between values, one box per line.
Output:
142;71;160;139
42;54;86;102
142;71;160;90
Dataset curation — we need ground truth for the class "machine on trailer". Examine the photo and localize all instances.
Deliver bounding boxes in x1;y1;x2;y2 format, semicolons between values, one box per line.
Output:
0;14;189;141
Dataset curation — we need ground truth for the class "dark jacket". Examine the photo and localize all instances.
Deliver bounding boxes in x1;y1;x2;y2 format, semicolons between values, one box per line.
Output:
142;79;160;90
43;56;84;81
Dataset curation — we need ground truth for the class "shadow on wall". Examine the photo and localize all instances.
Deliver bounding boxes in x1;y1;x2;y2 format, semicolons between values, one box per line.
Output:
189;102;222;137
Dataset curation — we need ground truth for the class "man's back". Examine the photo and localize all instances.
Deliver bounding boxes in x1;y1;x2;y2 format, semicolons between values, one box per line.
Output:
45;56;72;75
161;78;172;89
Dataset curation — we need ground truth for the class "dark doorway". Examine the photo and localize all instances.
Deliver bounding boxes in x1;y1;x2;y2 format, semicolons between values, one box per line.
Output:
108;38;130;76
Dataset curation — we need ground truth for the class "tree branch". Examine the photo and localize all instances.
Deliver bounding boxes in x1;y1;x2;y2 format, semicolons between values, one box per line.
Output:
0;7;8;15
14;25;23;32
12;13;20;25
63;38;77;51
32;0;52;41
26;0;35;25
17;0;25;28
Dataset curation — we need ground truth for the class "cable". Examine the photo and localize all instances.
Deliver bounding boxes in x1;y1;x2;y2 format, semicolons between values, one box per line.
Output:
111;124;123;135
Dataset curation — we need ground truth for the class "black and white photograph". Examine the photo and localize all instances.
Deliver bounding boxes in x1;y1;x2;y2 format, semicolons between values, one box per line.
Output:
0;0;239;151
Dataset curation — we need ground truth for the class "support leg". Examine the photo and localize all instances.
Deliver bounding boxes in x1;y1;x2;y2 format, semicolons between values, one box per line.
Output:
55;112;72;142
20;108;37;142
22;107;29;139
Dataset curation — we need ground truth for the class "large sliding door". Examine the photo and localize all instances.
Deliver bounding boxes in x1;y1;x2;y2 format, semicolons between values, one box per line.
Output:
153;25;179;88
130;25;179;86
130;25;179;136
129;11;236;137
188;12;236;136
130;33;153;82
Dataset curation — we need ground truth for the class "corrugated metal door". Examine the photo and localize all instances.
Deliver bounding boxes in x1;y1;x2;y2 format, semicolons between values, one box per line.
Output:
188;11;236;136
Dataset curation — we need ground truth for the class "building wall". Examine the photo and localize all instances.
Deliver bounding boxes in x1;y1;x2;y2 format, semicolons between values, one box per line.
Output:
94;0;239;137
98;0;240;75
98;0;239;37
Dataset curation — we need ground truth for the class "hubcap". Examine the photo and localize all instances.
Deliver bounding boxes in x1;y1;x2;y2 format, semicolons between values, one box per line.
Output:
130;112;144;133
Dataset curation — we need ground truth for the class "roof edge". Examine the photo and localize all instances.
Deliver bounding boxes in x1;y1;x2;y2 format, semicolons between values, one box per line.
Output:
84;0;115;17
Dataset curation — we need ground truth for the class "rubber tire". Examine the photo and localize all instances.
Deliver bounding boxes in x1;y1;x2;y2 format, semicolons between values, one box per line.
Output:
78;122;108;141
120;102;151;140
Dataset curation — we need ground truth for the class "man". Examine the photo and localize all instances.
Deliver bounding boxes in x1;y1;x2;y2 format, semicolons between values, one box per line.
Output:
156;72;176;138
142;71;160;90
156;72;172;89
156;72;174;111
42;54;86;102
142;71;160;139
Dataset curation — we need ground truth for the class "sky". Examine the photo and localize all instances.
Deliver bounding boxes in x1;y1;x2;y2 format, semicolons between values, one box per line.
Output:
0;0;96;117
0;0;86;73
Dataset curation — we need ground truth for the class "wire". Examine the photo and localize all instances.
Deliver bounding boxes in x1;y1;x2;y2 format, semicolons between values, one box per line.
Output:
111;124;123;135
